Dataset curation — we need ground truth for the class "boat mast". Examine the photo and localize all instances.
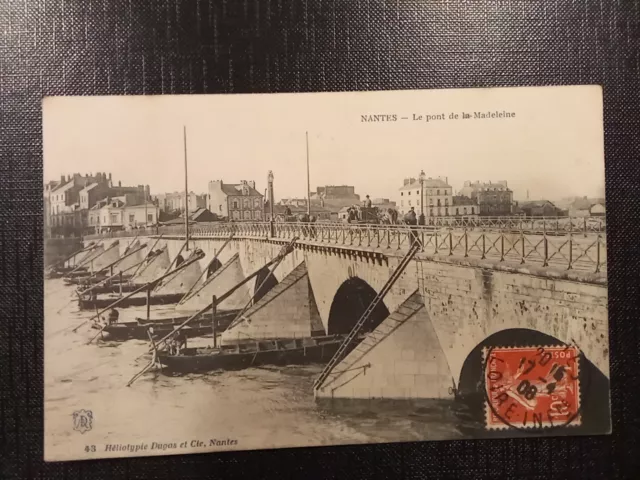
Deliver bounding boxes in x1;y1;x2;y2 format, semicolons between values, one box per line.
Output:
306;131;311;216
183;125;190;251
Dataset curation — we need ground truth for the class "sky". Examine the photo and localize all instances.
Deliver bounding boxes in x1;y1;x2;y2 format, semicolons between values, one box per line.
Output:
43;86;606;202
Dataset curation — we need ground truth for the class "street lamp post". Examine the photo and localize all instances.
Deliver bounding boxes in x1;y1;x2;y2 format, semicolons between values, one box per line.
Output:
268;171;275;237
419;170;426;225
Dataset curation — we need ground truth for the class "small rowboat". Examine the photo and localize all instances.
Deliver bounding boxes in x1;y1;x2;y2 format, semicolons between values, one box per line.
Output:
46;266;88;279
65;273;133;286
132;309;239;330
91;310;240;341
78;292;186;310
157;334;354;374
77;282;139;295
95;319;211;341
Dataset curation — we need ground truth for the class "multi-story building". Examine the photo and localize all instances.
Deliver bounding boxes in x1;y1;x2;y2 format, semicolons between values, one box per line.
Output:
309;185;361;209
451;195;480;218
396;176;453;217
207;180;264;221
459;180;514;216
48;172;151;237
44;180;60;238
88;195;158;233
155;191;206;214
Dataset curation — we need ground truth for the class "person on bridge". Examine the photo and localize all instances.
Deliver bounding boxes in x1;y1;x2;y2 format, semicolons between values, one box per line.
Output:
404;207;420;246
284;205;292;217
404;207;417;225
363;195;372;208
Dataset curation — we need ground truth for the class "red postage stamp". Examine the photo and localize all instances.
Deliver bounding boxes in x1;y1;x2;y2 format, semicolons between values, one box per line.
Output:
484;345;581;430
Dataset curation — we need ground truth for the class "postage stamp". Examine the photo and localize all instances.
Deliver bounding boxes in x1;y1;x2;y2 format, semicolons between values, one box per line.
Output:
483;346;581;430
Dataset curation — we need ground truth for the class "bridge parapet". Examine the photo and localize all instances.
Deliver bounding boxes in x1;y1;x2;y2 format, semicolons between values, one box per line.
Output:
84;219;606;274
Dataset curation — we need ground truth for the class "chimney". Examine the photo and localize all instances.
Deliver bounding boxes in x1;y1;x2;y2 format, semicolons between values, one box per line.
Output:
118;180;121;187
108;173;112;181
60;175;65;183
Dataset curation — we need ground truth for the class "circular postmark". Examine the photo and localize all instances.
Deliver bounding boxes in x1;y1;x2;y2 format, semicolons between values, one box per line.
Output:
482;345;584;432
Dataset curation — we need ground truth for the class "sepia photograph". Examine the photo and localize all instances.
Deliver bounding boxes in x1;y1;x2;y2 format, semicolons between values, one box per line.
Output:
43;86;609;462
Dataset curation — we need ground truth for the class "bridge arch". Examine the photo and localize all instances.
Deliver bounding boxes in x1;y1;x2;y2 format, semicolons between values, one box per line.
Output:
456;328;609;436
327;277;390;335
254;267;278;304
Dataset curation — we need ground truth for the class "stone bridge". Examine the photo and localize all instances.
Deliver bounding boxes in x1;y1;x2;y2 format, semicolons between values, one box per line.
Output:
84;221;608;408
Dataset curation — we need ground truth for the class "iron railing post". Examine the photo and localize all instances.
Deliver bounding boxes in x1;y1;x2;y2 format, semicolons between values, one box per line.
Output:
567;233;573;270
481;233;486;259
595;234;601;273
464;229;468;257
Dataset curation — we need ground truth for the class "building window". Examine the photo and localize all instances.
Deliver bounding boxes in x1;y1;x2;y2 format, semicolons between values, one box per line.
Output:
417;199;420;205
456;208;459;215
437;190;440;195
429;199;433;206
464;207;467;214
445;207;448;215
401;200;404;207
445;198;449;206
416;190;419;195
429;208;433;216
471;207;475;214
401;192;403;196
254;198;261;208
408;191;411;196
244;210;251;220
147;214;153;223
408;200;412;206
129;214;135;223
233;200;239;209
437;199;441;207
243;198;250;208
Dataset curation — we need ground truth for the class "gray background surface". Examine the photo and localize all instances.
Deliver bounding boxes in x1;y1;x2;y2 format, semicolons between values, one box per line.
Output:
1;0;639;478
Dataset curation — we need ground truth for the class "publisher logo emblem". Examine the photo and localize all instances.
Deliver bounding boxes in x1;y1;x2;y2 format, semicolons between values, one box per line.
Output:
72;409;93;434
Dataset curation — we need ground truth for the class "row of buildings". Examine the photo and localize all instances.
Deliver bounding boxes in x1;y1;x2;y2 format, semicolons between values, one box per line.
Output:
394;176;605;220
45;173;158;238
45;170;605;237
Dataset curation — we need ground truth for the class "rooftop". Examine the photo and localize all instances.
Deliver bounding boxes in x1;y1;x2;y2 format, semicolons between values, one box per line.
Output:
399;177;450;190
220;183;262;197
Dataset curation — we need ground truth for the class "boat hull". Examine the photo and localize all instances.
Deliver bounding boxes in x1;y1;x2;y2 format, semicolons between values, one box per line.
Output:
78;283;140;295
94;310;240;341
158;336;348;374
78;293;185;310
98;322;214;341
66;273;133;286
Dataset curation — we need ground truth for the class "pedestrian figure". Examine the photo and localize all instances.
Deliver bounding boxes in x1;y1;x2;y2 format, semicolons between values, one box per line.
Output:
404;207;419;246
364;195;372;208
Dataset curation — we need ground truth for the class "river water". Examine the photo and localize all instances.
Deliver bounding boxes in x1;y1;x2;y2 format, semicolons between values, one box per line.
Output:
44;278;466;461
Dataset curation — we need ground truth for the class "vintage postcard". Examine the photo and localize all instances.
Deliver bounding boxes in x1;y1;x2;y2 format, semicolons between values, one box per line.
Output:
43;85;609;461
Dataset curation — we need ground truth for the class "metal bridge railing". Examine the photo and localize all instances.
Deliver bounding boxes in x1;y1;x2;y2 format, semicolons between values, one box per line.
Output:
82;219;606;273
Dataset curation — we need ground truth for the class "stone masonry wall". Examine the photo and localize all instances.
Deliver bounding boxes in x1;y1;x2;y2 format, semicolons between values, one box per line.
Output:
419;257;609;385
315;292;454;400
